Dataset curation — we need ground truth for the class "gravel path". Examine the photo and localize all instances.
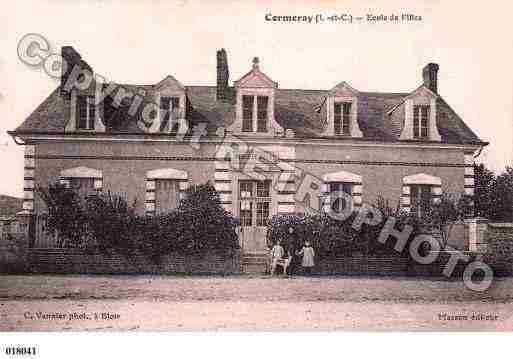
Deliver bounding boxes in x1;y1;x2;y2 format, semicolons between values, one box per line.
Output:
1;275;512;330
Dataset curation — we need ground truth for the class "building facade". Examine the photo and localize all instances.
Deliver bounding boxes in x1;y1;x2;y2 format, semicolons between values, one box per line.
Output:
9;47;487;253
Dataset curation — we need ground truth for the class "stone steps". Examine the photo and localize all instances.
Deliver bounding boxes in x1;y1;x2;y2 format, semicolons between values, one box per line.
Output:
242;252;268;273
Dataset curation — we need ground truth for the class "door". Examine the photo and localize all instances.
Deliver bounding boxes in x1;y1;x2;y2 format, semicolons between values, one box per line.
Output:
238;180;271;253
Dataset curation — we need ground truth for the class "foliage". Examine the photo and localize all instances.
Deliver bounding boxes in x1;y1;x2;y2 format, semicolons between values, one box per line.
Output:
84;192;138;254
266;193;471;259
37;183;89;248
474;163;495;218
484;231;513;264
489;167;513;222
38;182;239;259
164;182;239;257
428;193;472;247
266;199;412;259
474;164;513;222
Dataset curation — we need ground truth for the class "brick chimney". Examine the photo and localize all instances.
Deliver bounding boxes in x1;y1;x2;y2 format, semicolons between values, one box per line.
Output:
60;46;93;96
216;48;229;101
422;63;439;94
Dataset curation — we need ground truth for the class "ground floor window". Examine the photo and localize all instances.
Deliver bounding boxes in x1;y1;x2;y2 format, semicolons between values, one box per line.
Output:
69;177;96;198
155;179;180;214
239;180;271;227
328;182;353;213
410;184;432;218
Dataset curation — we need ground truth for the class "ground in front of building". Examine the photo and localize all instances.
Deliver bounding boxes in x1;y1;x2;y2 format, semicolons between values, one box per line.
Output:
1;275;513;330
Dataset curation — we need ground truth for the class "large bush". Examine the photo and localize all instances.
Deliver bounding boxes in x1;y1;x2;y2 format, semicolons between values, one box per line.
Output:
143;182;239;257
266;211;406;259
266;197;436;259
37;183;89;248
484;231;513;276
38;182;239;260
84;192;138;254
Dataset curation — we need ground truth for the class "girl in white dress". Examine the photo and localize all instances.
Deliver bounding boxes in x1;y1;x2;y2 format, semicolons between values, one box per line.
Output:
297;240;315;275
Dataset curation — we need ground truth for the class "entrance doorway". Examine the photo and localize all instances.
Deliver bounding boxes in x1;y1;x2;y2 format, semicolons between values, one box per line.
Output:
238;179;271;253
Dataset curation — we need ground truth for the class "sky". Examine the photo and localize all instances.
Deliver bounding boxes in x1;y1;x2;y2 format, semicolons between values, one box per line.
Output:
1;0;512;197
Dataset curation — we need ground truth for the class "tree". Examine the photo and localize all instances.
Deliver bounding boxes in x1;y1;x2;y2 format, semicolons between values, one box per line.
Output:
474;163;495;218
429;193;470;247
84;192;138;254
489;167;513;221
172;182;239;256
37;183;89;248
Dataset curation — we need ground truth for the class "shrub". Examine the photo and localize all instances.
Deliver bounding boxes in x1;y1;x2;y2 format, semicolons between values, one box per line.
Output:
484;231;513;276
485;231;513;262
266;196;433;259
266;212;391;259
170;182;239;257
84;192;138;255
37;183;89;248
38;181;239;259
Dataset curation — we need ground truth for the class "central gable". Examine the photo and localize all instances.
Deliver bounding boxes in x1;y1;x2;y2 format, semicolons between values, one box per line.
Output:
229;57;282;135
329;81;359;97
234;57;278;89
154;75;185;92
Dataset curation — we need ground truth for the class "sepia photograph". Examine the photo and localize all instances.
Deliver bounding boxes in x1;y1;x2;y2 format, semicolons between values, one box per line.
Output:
1;1;513;350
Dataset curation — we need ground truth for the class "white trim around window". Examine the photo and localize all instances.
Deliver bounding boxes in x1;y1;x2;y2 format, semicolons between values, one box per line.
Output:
321;170;363;212
401;173;442;212
59;166;103;191
145;168;189;215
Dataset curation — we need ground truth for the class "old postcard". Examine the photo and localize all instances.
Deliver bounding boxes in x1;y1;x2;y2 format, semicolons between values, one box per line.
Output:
1;0;513;341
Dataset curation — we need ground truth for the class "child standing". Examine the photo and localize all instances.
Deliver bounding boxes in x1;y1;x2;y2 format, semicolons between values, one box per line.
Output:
297;240;315;275
269;240;285;275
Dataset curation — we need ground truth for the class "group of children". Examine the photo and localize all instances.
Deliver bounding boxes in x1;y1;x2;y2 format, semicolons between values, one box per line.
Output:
269;240;315;276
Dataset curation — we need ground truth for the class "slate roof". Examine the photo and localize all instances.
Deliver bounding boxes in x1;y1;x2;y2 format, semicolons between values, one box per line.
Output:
12;83;485;145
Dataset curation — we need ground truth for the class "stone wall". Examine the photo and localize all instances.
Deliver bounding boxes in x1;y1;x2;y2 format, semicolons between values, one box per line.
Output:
27;248;241;275
316;252;471;278
25;248;479;278
0;234;29;273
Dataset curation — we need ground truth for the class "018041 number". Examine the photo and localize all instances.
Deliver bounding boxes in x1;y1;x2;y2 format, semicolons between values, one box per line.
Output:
4;347;37;356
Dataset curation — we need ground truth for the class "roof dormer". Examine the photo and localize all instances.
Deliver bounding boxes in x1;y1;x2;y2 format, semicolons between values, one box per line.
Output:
229;57;283;136
398;84;442;142
153;75;187;134
398;63;442;142
322;81;363;138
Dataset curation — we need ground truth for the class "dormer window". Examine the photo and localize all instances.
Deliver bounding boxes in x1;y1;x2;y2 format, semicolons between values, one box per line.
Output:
323;82;363;138
242;95;253;132
231;56;281;135
334;102;351;135
413;105;429;139
77;96;95;130
257;96;268;132
160;96;181;132
241;95;269;133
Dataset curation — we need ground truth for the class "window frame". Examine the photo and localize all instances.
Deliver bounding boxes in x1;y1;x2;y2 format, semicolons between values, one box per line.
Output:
76;96;96;130
256;96;269;132
160;96;181;133
328;181;353;213
334;101;351;136
413;105;430;139
242;95;254;132
241;95;270;133
154;178;181;214
410;184;432;218
239;179;271;227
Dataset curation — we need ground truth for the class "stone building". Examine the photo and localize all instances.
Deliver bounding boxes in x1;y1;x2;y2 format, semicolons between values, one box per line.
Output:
9;47;487;253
